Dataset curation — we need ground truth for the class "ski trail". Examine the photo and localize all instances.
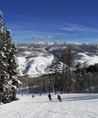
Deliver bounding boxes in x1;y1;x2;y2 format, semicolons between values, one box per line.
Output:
0;94;98;118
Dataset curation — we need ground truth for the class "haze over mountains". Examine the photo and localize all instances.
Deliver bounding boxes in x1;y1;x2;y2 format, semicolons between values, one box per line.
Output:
16;42;98;77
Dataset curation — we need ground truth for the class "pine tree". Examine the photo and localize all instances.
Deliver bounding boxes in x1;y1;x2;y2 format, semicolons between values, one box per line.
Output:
50;52;61;74
0;11;19;103
0;12;9;101
62;48;73;93
49;52;61;94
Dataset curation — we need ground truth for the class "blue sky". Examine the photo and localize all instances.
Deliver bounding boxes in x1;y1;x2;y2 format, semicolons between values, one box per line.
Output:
1;0;98;43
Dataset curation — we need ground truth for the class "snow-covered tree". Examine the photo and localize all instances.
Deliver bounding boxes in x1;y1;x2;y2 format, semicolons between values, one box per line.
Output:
49;52;61;94
61;49;73;93
50;52;61;74
0;11;19;103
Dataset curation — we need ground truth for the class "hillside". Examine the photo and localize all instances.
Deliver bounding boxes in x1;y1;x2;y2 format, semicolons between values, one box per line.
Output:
16;42;98;77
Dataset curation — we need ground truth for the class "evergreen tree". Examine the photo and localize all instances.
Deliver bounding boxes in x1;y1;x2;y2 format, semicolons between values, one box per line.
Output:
0;11;19;103
0;11;9;99
50;52;61;74
62;48;73;93
49;52;61;94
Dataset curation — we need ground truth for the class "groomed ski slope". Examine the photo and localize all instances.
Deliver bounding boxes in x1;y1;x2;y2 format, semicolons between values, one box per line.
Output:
0;94;98;118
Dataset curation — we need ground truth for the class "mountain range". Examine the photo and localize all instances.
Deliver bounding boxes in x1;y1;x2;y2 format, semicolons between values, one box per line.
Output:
16;42;98;77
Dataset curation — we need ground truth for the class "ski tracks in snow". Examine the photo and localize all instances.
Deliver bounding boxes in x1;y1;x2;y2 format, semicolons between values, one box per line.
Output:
0;94;98;118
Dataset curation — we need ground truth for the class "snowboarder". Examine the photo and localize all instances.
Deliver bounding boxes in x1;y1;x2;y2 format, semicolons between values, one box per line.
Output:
48;93;52;101
57;94;62;102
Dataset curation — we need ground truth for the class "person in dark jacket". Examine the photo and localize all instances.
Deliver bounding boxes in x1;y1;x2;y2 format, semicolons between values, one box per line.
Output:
57;94;62;102
48;93;52;101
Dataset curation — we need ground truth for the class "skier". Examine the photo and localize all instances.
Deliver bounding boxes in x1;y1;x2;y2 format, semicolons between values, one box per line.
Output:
39;92;41;96
48;93;52;101
57;94;62;102
32;94;34;98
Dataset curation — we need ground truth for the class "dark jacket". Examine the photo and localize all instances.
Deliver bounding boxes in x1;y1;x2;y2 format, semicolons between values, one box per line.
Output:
58;95;62;101
48;93;52;101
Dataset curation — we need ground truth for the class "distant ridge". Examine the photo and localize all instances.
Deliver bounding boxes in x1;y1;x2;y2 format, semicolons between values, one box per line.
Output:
16;42;98;77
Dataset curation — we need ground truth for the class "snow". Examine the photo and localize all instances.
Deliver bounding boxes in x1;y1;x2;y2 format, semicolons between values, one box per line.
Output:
17;55;54;77
0;94;98;118
0;51;6;58
17;52;98;77
23;51;32;55
49;46;67;52
48;42;54;45
74;53;98;67
16;43;98;77
17;57;27;76
32;41;45;44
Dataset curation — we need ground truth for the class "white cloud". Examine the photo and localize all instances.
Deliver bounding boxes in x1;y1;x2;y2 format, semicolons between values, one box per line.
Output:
60;23;98;33
32;35;55;40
